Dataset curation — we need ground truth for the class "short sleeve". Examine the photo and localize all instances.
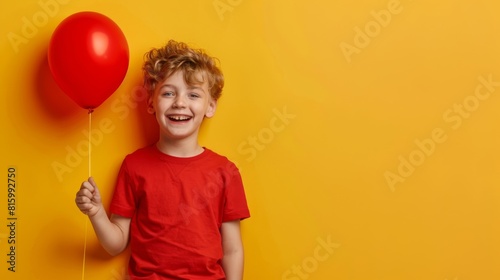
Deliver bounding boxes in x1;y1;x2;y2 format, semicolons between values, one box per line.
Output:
109;159;136;218
222;163;250;222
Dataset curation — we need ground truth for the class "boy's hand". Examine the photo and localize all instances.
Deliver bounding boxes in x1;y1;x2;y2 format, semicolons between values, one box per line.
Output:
75;177;103;217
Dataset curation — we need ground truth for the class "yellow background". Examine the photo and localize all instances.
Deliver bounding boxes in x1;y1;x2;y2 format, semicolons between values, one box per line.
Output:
1;0;500;279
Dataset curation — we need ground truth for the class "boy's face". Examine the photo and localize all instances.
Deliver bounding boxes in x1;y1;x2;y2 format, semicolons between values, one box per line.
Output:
147;70;216;142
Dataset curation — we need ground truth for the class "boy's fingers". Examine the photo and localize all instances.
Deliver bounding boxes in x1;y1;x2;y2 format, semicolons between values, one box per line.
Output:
87;177;101;195
76;195;87;204
89;177;101;198
80;180;95;193
88;176;97;188
78;188;93;199
76;185;95;203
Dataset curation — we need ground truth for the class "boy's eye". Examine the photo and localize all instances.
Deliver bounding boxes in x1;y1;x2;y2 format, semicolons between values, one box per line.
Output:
162;91;174;97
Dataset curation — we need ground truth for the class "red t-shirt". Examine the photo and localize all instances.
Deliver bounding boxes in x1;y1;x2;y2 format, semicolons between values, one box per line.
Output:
110;145;250;279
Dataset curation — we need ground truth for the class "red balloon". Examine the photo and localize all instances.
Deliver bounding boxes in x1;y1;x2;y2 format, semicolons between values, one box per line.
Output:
48;11;129;110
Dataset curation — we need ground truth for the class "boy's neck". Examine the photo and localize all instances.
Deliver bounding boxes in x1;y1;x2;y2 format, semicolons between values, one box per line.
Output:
156;137;204;158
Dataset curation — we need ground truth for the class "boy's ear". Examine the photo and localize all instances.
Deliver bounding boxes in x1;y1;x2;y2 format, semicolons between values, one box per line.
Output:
147;96;155;114
205;99;217;118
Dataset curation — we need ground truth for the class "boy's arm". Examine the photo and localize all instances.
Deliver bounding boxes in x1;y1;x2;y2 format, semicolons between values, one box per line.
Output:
221;220;244;280
76;177;131;256
89;211;131;256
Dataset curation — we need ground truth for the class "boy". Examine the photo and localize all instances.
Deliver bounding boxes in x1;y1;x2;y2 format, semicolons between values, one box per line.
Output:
75;40;250;280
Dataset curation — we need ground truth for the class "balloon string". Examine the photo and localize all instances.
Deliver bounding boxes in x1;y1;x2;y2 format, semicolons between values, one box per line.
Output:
89;109;93;178
82;109;93;280
82;219;88;280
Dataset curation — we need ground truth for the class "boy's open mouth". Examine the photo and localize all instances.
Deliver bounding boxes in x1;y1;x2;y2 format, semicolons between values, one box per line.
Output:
168;115;192;122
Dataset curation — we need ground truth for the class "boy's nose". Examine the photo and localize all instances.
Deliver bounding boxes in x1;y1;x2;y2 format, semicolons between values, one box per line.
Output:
172;96;186;108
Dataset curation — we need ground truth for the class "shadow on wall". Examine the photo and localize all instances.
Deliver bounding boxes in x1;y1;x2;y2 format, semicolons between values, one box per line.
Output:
36;46;81;119
131;78;159;147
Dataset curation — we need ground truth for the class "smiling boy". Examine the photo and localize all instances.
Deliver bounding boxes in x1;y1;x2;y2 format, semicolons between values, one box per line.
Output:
75;40;250;279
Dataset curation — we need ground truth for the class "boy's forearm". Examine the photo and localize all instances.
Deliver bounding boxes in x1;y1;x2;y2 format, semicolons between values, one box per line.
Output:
88;208;128;256
222;249;244;280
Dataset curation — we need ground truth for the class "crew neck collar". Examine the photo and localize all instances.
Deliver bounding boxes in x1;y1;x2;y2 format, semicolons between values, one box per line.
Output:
151;144;210;162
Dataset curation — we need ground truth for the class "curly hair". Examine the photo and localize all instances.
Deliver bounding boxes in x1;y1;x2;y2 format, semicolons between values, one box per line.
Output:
143;40;224;100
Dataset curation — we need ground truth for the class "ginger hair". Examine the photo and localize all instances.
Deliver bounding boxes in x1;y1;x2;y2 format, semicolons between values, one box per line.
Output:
143;40;224;100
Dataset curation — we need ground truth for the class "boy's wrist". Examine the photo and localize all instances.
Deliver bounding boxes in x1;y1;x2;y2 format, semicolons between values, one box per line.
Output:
88;205;106;220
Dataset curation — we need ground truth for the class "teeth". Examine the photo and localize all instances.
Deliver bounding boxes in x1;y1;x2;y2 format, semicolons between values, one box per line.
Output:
169;115;191;121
